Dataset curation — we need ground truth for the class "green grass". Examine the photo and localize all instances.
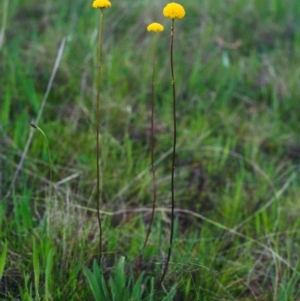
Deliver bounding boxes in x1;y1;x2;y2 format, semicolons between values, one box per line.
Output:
1;0;300;299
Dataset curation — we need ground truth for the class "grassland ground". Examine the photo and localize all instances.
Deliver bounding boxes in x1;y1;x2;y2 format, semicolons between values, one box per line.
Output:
1;0;300;300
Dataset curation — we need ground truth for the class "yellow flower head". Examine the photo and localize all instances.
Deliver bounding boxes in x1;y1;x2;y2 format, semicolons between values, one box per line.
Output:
92;0;111;9
147;23;164;32
163;3;185;20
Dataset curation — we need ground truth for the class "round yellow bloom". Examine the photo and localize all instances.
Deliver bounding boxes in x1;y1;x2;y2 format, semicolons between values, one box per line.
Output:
92;0;111;9
163;3;185;19
147;23;164;32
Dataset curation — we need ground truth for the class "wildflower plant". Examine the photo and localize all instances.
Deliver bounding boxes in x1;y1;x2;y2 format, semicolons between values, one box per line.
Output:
160;2;185;285
92;0;111;259
142;22;164;254
87;1;185;297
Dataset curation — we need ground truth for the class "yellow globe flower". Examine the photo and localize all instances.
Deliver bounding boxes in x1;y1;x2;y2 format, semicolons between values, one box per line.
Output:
92;0;112;9
147;23;164;32
163;3;185;20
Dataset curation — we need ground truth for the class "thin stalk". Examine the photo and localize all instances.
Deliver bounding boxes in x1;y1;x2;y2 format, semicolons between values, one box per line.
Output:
143;33;158;251
160;19;176;285
94;9;113;301
30;122;53;233
30;123;53;194
96;8;104;259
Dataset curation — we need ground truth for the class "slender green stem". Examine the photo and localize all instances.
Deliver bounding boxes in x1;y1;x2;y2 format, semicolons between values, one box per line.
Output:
160;18;176;285
143;33;158;251
30;123;53;193
96;8;104;260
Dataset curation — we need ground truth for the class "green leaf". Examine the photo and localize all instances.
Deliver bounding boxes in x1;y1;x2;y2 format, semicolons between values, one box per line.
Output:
0;240;8;280
84;266;102;301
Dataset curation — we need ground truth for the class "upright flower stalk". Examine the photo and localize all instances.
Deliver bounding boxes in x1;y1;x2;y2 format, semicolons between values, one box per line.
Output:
92;0;111;259
143;23;164;252
160;2;185;285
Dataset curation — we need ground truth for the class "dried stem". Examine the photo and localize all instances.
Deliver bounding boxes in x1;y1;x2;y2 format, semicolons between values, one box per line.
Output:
5;39;65;199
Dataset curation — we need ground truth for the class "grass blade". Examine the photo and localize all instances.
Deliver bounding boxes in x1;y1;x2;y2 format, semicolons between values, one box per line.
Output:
0;240;8;280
